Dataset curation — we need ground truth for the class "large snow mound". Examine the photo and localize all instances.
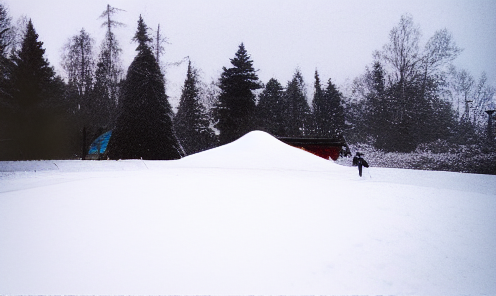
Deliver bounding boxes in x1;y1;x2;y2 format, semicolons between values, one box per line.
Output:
174;130;345;171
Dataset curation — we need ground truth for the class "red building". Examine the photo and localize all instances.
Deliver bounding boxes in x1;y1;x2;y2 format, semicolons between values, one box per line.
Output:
278;136;350;161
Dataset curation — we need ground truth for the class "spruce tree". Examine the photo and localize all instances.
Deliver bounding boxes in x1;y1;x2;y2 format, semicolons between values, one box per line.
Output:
90;52;114;128
283;69;311;137
311;70;325;136
366;61;391;149
107;15;183;160
10;20;67;159
256;78;285;136
12;20;54;110
214;43;261;144
174;61;215;155
311;72;345;137
324;78;345;136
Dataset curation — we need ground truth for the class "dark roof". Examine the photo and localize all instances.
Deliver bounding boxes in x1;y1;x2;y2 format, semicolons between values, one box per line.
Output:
277;136;347;147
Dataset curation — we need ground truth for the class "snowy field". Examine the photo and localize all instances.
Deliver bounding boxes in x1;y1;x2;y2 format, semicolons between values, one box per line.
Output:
1;131;495;295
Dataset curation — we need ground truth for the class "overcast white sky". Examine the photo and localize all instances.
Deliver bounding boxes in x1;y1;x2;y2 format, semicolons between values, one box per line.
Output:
4;0;496;105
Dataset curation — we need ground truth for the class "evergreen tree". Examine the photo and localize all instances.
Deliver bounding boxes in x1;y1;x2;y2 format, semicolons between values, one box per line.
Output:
311;70;324;135
312;72;345;137
9;20;67;159
132;15;152;51
174;61;215;155
343;96;368;144
283;69;311;136
90;51;115;128
12;20;54;109
214;43;261;144
323;78;345;136
107;15;183;160
256;78;285;136
366;61;390;149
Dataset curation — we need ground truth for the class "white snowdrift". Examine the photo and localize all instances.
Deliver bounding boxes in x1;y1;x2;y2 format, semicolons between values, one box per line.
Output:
174;130;343;170
1;131;495;295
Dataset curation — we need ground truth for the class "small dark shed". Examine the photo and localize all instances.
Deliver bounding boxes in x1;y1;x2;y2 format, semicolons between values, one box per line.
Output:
278;136;350;161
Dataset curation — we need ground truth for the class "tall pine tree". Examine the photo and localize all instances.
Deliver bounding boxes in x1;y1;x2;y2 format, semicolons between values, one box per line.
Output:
107;15;183;160
311;72;345;137
10;20;67;159
366;61;391;149
323;78;345;136
311;70;325;136
174;61;215;155
90;53;114;131
256;77;285;136
214;43;261;144
283;69;311;137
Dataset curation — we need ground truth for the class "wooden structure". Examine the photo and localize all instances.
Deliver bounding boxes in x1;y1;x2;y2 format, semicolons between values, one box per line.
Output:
278;136;350;161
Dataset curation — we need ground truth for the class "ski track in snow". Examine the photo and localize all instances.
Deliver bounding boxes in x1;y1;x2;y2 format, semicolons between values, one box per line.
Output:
1;131;495;295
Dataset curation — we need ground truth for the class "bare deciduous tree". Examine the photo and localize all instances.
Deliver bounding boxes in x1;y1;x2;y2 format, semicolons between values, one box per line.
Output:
98;4;125;105
61;28;95;97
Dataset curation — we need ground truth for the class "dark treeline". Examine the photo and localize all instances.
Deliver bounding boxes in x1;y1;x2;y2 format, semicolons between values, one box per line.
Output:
0;5;494;163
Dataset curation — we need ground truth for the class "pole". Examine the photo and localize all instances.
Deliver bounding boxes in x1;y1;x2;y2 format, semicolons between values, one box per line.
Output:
82;126;87;160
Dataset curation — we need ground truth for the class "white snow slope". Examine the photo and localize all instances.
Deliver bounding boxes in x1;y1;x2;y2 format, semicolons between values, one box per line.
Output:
1;131;495;295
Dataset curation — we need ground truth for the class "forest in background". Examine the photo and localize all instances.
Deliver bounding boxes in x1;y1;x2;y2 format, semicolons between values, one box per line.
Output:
0;3;494;174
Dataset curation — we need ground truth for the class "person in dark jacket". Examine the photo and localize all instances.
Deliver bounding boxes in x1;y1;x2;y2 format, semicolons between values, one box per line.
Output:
352;152;369;177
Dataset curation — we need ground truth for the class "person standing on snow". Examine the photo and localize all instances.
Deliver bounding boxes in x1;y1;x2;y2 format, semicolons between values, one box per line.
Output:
352;152;369;177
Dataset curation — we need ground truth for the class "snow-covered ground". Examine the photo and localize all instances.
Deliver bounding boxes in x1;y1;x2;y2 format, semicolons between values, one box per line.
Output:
1;131;495;295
